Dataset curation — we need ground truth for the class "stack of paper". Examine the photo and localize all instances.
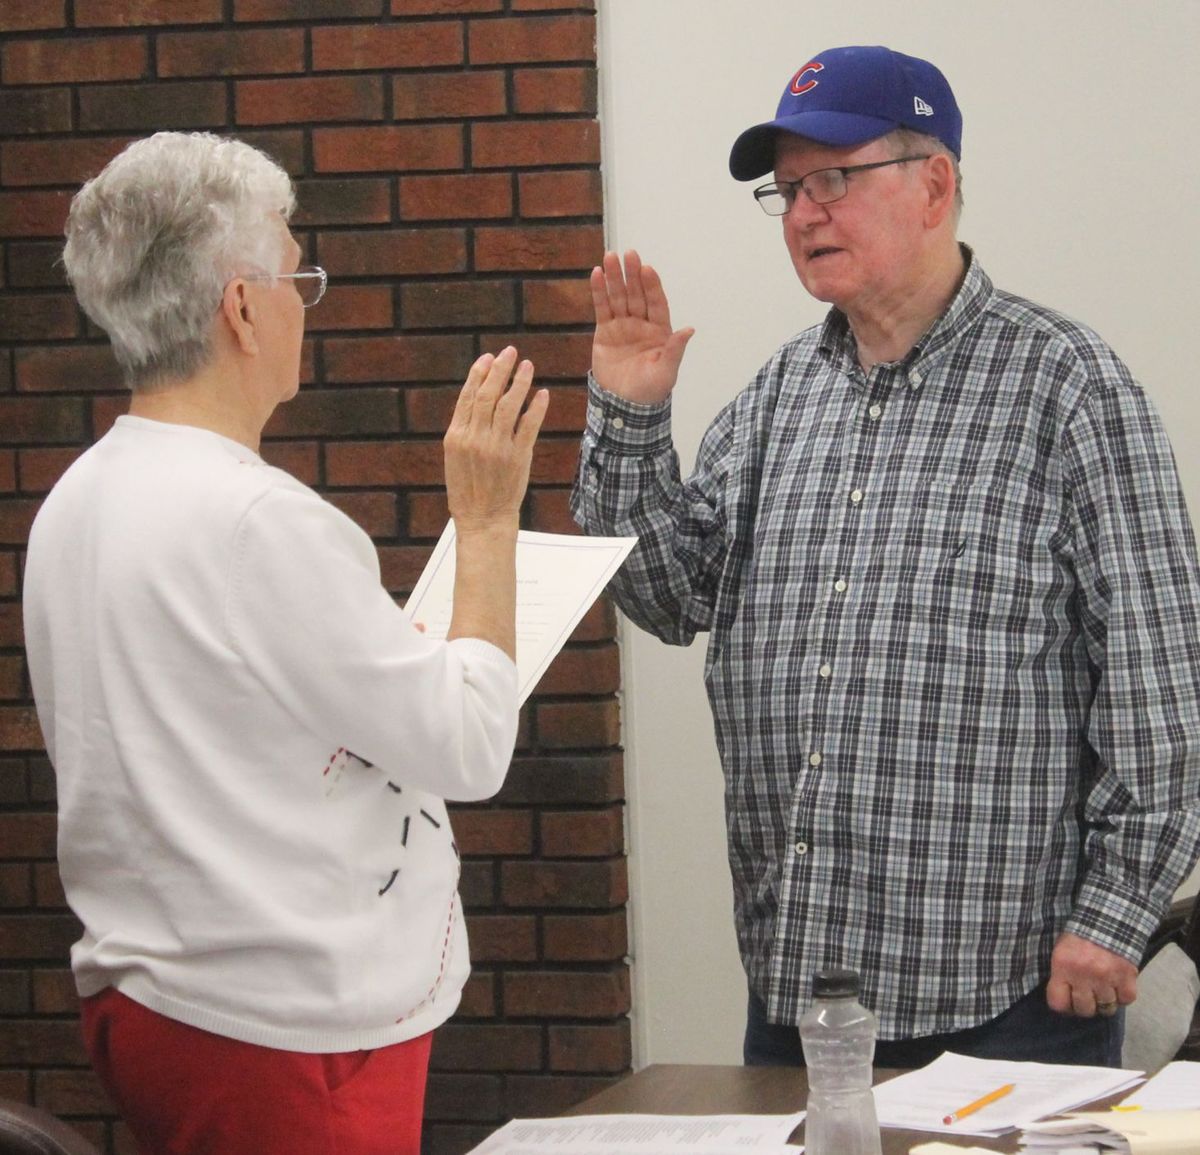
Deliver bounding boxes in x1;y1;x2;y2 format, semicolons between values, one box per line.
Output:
1118;1060;1200;1110
464;1112;805;1154
871;1052;1142;1138
1017;1109;1200;1153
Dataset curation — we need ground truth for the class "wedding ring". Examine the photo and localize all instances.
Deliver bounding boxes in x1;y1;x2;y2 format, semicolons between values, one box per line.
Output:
1096;1000;1118;1016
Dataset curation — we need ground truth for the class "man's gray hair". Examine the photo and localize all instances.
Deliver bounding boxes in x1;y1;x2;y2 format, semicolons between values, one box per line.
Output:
62;131;296;392
886;127;963;218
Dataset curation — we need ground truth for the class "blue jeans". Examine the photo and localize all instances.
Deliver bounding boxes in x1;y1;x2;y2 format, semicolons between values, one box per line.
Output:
744;983;1125;1068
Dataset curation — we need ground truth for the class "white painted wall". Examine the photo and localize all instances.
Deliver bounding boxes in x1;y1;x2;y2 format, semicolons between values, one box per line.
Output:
596;0;1200;1067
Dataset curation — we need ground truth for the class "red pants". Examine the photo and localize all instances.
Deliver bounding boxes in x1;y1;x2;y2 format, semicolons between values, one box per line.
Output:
80;987;432;1155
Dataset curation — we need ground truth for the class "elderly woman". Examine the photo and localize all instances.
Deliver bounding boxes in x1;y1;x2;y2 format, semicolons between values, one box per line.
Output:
23;131;547;1155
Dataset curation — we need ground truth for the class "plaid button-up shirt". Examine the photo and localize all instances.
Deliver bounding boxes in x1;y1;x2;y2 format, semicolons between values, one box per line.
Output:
571;252;1200;1039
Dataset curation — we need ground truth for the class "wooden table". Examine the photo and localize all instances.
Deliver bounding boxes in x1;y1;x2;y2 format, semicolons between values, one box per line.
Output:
566;1063;1076;1153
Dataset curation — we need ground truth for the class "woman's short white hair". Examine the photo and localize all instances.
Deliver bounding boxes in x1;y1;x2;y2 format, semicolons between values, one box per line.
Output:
62;131;296;391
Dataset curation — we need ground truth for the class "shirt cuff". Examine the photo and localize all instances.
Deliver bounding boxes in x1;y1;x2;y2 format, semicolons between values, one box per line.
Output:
585;371;674;454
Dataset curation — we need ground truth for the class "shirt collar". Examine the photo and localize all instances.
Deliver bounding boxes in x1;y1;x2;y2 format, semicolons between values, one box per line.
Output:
817;245;993;388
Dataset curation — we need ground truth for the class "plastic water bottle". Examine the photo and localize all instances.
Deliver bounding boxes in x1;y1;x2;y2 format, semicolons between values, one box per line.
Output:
799;968;882;1155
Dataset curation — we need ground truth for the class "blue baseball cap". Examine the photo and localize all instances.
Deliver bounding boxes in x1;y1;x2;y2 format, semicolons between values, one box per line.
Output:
729;45;962;181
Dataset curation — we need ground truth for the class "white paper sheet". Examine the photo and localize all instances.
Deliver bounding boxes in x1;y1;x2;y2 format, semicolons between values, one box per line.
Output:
464;1112;805;1154
1119;1061;1200;1110
404;522;637;705
871;1052;1142;1137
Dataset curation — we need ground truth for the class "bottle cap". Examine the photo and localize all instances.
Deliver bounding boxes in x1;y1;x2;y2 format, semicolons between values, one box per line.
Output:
812;968;860;998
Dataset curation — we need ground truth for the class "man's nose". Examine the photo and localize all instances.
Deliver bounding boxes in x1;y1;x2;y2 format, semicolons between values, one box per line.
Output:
786;190;831;227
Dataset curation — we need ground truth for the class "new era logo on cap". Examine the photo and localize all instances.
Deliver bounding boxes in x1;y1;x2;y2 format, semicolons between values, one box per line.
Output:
914;96;934;117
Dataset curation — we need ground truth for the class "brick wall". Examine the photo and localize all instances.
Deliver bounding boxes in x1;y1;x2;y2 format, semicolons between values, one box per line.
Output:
0;2;629;1153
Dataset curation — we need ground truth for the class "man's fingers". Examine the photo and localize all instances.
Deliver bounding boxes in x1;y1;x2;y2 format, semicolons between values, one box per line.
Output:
590;265;614;324
602;250;630;318
623;249;647;319
493;358;536;429
514;387;550;452
450;351;496;428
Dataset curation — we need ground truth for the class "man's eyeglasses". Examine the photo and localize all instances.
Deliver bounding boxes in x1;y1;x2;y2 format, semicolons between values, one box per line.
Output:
244;265;328;308
753;156;931;216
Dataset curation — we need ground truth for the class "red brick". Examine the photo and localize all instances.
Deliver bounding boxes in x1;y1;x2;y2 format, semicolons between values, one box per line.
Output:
34;862;67;908
501;753;623;806
0;814;54;857
535;644;619;698
0;0;67;30
302;285;394;331
323;491;399;539
457;860;495;909
0;1017;87;1064
237;130;306;176
0;192;73;239
391;71;506;120
548;1022;630;1073
0;89;73;135
158;28;305;76
0;453;15;491
311;22;462;71
0;555;17;598
399;173;512;221
430;1023;542;1071
79;82;227;132
480;331;590;379
0;499;38;545
0;606;24;648
539;806;622;858
2;37;147;86
18;448;81;494
507;1073;618;1118
468;15;595;65
0;398;88;445
424;1073;501;1123
542;911;628;962
535;698;620;748
512;0;594;8
513;66;596;115
400;280;516;330
74;0;222;25
457;970;496;1017
324;335;474;384
519;170;601;219
0;296;78;341
530;439;584;484
258;440;320;485
34;1068;115;1116
237;76;385;126
462;913;536;962
293;180;393;227
264;388;402;438
326;440;443;487
313;125;463;174
235;0;383;17
406;491;449;538
472;119;599;169
0;138;128;188
524;278;593;325
31;969;77;1014
474;224;603;273
450;808;533;856
319;229;468;277
0;863;30;907
15;347;123;393
91;395;127;439
392;0;500;12
378;544;435;592
502;969;628;1018
501;859;626;909
528;488;577;536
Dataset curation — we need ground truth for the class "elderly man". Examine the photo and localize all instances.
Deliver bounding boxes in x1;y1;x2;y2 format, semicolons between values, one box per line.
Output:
572;45;1200;1067
23;131;547;1153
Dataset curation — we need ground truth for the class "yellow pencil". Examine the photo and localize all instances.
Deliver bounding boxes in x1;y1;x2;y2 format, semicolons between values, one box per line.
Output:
942;1082;1015;1125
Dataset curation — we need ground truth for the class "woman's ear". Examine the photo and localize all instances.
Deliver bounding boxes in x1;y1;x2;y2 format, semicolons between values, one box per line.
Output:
219;277;260;357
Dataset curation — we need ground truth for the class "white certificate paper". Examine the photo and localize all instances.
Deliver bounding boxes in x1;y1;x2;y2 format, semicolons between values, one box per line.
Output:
404;522;637;705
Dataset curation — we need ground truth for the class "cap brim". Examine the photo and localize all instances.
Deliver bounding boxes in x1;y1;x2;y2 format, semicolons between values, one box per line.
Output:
729;111;900;181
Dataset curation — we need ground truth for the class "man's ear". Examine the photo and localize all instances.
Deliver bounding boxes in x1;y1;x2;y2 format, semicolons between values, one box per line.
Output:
220;277;260;357
923;153;958;229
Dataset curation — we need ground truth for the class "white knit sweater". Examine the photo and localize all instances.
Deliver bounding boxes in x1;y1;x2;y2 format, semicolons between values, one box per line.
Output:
23;415;518;1052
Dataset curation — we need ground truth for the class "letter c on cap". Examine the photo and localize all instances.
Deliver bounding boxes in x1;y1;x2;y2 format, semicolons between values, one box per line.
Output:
789;61;824;96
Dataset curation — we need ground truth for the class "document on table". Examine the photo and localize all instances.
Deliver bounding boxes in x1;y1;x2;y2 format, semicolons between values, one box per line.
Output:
1018;1109;1200;1153
404;523;637;706
1118;1061;1200;1110
464;1112;805;1154
871;1052;1142;1137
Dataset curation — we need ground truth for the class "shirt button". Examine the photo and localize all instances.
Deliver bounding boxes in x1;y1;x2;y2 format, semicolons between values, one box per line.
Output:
611;416;625;430
849;489;864;504
868;404;883;420
833;578;847;593
909;370;924;387
808;752;822;767
818;663;832;678
794;841;809;856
